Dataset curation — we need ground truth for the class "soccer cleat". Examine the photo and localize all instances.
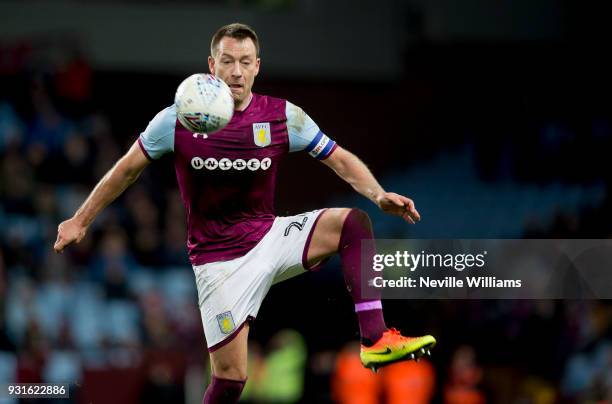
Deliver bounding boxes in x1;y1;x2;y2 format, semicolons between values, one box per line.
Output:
360;328;436;371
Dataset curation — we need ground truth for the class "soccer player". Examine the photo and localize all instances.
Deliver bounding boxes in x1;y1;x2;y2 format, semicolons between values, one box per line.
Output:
54;23;436;403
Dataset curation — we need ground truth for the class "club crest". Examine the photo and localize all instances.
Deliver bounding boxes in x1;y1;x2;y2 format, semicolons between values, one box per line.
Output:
216;311;236;334
253;122;271;147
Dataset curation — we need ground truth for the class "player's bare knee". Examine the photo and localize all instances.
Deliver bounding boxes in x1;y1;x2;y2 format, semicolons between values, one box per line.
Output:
328;208;352;233
337;207;353;222
325;208;352;244
213;361;247;380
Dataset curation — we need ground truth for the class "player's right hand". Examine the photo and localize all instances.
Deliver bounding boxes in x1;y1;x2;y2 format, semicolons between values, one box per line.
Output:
54;218;87;253
376;192;421;224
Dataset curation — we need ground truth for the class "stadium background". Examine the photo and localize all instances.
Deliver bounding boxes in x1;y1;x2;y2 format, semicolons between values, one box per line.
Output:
1;1;611;403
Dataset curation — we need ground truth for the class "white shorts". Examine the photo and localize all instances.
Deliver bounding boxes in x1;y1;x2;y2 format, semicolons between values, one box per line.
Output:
192;209;327;351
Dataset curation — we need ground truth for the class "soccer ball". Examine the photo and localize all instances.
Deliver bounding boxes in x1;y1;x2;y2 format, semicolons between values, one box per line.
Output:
174;73;234;133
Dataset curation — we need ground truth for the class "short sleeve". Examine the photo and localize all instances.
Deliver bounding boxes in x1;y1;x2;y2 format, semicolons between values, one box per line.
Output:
138;105;176;160
286;101;338;160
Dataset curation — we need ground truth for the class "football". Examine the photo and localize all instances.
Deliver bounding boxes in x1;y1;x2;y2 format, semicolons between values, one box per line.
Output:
174;73;234;133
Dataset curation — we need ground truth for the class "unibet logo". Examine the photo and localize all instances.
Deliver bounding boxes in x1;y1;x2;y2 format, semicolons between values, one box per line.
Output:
219;158;232;170
233;159;246;170
191;157;204;169
204;158;218;169
191;157;272;171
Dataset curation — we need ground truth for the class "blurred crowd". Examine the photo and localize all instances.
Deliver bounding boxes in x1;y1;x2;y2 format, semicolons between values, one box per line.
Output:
0;38;204;403
1;39;611;404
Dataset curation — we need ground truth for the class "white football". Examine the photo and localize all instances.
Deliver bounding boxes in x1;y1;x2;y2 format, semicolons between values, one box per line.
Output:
174;73;234;133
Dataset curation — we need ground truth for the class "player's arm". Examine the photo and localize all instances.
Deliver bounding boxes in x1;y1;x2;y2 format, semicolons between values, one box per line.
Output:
321;146;420;224
54;141;150;252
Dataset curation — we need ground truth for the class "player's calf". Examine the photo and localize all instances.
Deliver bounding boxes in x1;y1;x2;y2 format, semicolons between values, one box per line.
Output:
306;207;387;344
336;208;387;345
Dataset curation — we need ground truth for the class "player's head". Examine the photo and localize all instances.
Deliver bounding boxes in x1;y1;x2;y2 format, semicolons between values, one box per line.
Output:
209;23;260;110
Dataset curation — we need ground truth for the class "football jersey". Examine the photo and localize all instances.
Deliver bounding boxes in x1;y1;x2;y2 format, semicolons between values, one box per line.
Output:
138;93;338;265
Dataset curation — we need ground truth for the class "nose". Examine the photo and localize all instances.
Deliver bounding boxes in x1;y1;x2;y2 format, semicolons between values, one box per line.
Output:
231;61;242;78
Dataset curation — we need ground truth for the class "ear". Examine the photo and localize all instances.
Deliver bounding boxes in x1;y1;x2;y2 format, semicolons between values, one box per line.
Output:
208;55;215;75
254;57;260;77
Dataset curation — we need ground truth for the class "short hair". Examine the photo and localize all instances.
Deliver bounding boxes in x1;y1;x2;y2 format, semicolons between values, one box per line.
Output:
210;23;260;57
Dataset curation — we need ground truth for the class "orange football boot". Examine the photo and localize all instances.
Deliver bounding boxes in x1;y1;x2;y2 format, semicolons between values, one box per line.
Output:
360;328;436;372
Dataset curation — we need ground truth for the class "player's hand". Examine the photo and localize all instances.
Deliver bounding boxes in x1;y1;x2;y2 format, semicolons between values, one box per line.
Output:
54;218;87;253
376;192;421;224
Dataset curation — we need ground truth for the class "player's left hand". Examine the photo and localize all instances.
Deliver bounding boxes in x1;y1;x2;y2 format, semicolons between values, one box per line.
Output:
376;192;421;224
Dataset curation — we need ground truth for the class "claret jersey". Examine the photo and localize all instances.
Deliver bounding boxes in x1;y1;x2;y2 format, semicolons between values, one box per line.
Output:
138;94;338;265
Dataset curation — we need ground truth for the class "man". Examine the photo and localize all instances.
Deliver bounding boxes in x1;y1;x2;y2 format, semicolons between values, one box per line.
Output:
55;23;436;403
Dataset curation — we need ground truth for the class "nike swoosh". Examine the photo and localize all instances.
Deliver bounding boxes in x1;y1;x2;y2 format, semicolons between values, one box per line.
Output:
369;347;392;355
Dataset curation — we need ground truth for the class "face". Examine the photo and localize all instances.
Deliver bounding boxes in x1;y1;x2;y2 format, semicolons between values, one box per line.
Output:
209;36;260;110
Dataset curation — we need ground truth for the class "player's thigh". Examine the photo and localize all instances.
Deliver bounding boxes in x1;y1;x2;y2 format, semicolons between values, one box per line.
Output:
209;323;250;380
306;207;352;266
